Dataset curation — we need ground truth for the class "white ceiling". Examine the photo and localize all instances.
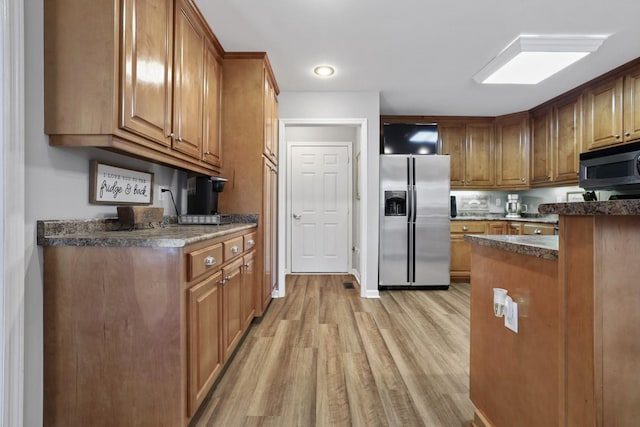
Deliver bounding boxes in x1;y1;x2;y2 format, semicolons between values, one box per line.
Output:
195;0;640;116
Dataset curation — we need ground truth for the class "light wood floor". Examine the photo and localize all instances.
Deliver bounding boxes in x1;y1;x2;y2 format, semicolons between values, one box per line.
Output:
192;275;474;427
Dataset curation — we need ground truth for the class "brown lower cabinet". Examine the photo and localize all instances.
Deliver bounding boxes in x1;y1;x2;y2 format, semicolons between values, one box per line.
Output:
43;227;257;427
450;221;489;282
451;220;557;281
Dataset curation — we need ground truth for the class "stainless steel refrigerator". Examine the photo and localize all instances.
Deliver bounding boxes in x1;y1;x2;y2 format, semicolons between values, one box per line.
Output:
379;155;450;289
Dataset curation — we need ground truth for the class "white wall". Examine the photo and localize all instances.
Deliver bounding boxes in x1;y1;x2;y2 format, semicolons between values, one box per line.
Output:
24;2;187;424
279;92;380;297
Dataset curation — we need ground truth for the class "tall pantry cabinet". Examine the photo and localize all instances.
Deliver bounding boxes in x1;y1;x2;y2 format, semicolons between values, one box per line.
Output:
219;53;279;316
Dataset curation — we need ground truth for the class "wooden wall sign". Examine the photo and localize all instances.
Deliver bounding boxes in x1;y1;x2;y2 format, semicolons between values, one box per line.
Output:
90;161;154;205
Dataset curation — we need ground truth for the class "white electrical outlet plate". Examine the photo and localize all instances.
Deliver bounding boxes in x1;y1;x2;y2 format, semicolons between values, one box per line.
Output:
504;296;518;333
496;198;501;206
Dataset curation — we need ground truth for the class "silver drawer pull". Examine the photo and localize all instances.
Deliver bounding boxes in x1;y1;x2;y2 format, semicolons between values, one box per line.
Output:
534;229;542;235
247;239;255;246
231;246;239;254
204;256;216;266
462;226;469;231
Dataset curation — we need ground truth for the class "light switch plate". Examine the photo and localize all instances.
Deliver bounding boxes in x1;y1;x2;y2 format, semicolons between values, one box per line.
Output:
504;296;518;333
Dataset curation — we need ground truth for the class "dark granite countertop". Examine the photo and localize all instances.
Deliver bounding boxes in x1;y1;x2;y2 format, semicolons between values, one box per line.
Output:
451;214;558;223
539;200;640;216
37;216;257;248
464;234;559;260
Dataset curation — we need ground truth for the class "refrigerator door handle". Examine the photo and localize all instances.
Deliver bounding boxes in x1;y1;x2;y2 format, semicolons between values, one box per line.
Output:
412;185;417;223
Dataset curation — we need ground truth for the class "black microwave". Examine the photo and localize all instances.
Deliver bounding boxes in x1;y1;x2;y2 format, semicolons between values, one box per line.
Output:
579;141;640;190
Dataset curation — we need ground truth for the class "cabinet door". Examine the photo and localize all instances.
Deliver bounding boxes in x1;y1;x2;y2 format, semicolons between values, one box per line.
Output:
222;259;243;360
120;0;173;147
450;221;486;281
623;67;640;142
530;108;552;185
202;42;222;168
263;76;279;163
263;76;273;160
173;0;205;158
554;96;582;183
187;270;223;416
271;86;279;163
242;251;256;328
270;166;278;295
495;113;529;187
584;77;624;150
487;221;506;235
466;122;495;187
439;122;466;188
262;160;276;310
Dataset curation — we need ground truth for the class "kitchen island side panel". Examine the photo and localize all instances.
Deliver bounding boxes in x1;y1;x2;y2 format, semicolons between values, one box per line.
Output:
43;246;184;427
469;245;561;427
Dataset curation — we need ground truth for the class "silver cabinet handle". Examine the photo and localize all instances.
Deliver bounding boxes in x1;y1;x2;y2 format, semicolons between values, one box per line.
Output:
247;239;255;246
534;228;542;235
293;213;302;220
615;134;621;139
219;275;232;286
169;132;175;138
625;131;631;137
204;256;216;266
231;246;239;254
521;177;526;182
462;226;469;231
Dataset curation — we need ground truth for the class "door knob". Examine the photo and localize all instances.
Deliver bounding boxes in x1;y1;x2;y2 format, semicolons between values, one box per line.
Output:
293;213;302;220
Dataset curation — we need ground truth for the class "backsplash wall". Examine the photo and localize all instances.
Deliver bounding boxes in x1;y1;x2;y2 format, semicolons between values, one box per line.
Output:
451;185;585;215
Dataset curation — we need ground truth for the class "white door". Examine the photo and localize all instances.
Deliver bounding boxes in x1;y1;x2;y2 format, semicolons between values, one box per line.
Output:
291;145;350;272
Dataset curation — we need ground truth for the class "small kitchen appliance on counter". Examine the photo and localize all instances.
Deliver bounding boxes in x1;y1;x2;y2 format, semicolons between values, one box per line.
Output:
505;194;527;218
182;176;227;224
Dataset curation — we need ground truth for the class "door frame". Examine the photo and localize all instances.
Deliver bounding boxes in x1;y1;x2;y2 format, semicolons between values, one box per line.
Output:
287;141;353;274
277;119;369;298
1;0;25;424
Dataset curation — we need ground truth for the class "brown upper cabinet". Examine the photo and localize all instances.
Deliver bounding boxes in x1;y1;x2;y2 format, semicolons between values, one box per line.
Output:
530;95;582;187
440;119;495;189
584;64;640;150
553;95;582;183
495;112;530;188
530;107;553;185
44;0;224;175
202;41;223;168
172;0;206;159
264;75;279;164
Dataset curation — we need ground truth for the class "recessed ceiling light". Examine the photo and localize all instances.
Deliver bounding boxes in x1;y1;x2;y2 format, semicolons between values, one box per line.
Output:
313;64;336;78
473;35;608;85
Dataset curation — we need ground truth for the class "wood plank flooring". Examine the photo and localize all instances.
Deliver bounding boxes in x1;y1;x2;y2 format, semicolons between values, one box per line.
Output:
192;275;474;427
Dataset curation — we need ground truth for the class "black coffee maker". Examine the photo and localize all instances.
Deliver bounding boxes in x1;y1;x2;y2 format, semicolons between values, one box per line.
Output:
187;176;227;215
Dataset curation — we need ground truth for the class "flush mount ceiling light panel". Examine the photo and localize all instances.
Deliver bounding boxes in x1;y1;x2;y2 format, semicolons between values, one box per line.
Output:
473;35;608;84
313;64;336;78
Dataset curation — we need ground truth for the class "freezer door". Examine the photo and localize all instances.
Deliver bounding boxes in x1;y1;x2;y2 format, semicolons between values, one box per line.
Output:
412;156;451;286
379;155;409;286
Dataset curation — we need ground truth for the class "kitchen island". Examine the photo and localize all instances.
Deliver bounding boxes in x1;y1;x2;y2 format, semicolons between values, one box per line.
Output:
38;217;259;427
466;200;640;427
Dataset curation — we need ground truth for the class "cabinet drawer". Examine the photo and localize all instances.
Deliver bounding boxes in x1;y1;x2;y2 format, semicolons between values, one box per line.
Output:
451;222;486;234
243;232;257;251
188;243;223;281
522;223;556;235
223;236;244;261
